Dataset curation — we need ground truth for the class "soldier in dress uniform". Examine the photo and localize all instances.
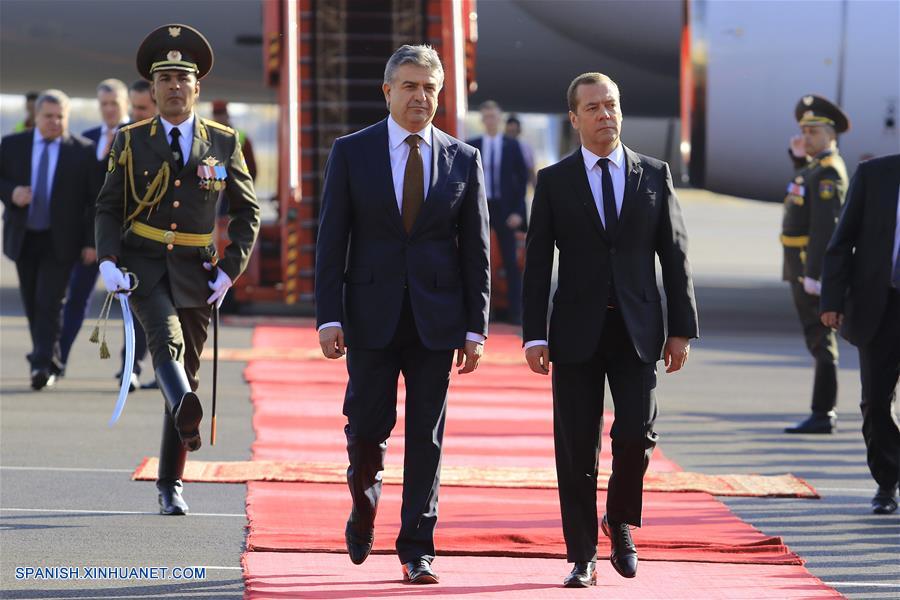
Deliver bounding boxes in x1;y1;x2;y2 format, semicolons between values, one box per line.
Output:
94;24;260;514
782;94;849;434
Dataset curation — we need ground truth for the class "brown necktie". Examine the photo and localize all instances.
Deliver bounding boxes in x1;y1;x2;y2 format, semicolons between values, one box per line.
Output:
402;134;424;233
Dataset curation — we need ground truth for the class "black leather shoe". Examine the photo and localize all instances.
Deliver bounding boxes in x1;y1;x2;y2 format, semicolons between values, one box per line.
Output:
402;558;438;584
784;411;836;434
872;486;898;514
141;379;159;390
602;515;638;578
157;480;189;515
563;561;596;588
30;369;56;390
345;513;374;565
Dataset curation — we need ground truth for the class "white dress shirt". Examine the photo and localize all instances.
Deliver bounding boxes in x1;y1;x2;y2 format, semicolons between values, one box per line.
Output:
96;121;127;160
318;116;484;344
524;143;626;350
481;133;503;199
387;115;432;210
30;128;61;198
159;114;195;168
582;142;625;227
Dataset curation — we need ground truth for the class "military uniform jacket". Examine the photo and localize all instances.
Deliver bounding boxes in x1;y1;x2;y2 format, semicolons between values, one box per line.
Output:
781;149;847;282
95;115;260;307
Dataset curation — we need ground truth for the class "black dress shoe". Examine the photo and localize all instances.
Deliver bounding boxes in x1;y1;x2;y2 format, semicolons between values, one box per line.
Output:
602;515;638;578
141;379;159;390
563;561;596;588
402;558;438;584
872;485;898;514
784;411;836;434
30;369;56;391
157;480;189;515
345;513;374;565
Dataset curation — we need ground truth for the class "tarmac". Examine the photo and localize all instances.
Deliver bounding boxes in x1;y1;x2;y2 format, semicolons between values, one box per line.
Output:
1;188;898;599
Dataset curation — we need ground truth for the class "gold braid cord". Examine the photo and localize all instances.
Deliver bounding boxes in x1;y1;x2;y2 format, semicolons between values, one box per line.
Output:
118;129;171;225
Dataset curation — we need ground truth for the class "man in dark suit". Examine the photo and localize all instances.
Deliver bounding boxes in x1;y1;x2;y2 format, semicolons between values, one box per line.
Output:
0;89;97;389
467;100;527;324
820;153;900;515
315;45;490;584
59;78;129;379
522;72;698;587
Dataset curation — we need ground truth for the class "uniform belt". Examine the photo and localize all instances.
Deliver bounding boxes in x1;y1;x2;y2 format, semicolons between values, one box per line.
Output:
130;221;213;247
780;234;809;248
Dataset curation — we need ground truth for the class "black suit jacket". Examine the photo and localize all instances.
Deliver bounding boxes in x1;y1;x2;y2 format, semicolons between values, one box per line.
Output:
315;119;491;350
467;135;528;223
0;130;97;262
821;154;900;346
523;146;699;364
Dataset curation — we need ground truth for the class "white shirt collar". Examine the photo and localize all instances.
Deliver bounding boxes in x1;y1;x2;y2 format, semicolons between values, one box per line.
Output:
581;142;624;171
101;119;128;135
159;113;195;139
32;128;61;146
387;115;432;150
485;132;503;143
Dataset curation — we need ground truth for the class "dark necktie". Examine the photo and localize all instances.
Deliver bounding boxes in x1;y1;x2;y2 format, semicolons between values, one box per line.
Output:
170;126;184;171
28;138;52;230
597;158;617;236
402;134;424;233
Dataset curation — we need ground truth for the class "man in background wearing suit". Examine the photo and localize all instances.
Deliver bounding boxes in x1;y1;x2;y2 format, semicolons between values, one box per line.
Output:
58;78;129;378
467;100;528;324
522;72;698;587
0;90;97;389
821;153;900;515
316;45;490;584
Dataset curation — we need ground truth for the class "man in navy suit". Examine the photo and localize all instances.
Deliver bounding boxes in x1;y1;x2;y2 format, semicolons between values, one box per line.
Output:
58;79;129;377
315;45;490;584
468;100;528;324
0;90;97;389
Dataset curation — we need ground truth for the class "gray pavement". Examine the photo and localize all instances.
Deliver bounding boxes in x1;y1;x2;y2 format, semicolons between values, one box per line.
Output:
1;190;898;598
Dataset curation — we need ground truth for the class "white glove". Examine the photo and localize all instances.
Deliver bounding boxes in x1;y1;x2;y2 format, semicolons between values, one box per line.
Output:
99;260;131;294
802;276;821;296
204;262;232;308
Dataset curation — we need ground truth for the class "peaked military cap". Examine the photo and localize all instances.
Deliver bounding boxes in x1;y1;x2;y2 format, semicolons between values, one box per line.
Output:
136;24;214;80
795;94;850;133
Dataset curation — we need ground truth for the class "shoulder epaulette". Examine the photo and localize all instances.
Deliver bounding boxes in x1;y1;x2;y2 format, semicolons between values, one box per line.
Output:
202;118;236;135
120;117;154;132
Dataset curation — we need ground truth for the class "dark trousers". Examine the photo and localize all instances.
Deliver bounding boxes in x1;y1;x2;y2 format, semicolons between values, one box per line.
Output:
58;261;99;366
128;276;211;391
790;281;838;412
120;319;148;377
858;289;900;491
342;294;453;564
15;231;74;373
488;201;522;322
129;275;211;484
551;308;659;562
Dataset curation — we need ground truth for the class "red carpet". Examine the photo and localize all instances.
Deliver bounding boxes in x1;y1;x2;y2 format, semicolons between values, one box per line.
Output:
243;552;842;599
240;325;838;597
245;482;800;564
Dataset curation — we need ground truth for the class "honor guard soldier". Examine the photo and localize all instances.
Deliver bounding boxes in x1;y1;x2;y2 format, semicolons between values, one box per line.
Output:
782;95;849;434
94;24;260;514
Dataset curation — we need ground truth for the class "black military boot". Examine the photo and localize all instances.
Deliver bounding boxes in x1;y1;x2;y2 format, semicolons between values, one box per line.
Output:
155;360;203;451
785;410;837;434
157;411;189;515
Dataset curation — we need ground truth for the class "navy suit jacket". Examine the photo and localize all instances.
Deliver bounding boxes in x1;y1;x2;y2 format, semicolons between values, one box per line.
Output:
523;146;699;364
467;135;528;223
821;154;900;346
315;119;491;350
0;131;97;262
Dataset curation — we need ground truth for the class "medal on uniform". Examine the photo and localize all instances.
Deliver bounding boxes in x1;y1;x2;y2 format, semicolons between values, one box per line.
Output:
199;156;227;191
